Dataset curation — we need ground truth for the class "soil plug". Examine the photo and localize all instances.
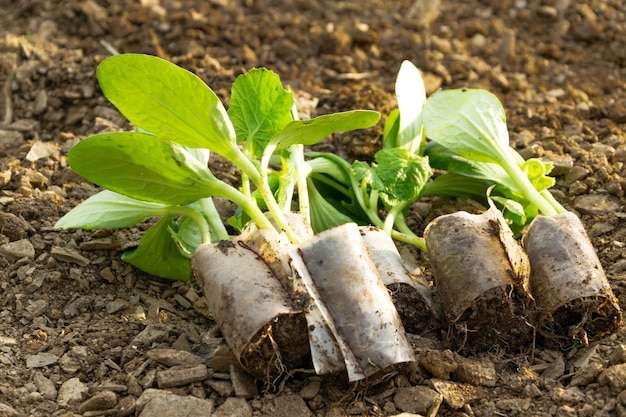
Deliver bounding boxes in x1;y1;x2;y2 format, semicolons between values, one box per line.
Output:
360;226;444;334
522;212;622;346
192;223;311;380
424;206;536;353
292;223;415;382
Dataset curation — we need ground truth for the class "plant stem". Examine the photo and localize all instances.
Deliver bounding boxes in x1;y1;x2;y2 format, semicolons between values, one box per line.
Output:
198;197;229;241
390;229;427;252
498;151;558;216
292;144;311;223
168;205;212;244
260;142;299;243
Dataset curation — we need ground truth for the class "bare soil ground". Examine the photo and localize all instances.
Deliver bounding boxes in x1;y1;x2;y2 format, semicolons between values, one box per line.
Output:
1;0;626;416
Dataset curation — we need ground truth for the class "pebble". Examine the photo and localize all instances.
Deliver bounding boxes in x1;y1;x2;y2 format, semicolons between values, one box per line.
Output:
299;378;322;400
573;194;621;215
155;364;208;388
136;389;214;417
598;363;626;394
455;358;497;387
146;348;204;367
206;379;234;396
131;324;168;347
417;349;458;379
57;377;89;407
78;390;118;413
50;245;91;266
212;397;252;417
258;394;311;417
393;385;442;415
33;372;56;400
430;379;481;409
0;239;35;260
25;352;59;368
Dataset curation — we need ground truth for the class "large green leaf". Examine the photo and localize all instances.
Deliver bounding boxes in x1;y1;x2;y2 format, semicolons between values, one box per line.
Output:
422;89;510;163
227;68;294;158
122;215;192;281
55;190;169;229
96;54;237;156
68;132;219;205
272;110;380;150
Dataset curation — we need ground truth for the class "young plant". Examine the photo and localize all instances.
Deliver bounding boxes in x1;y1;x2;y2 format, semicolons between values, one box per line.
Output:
55;54;379;281
421;87;566;227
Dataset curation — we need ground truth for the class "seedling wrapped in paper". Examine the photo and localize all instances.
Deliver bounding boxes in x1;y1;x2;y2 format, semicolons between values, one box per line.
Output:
421;84;622;349
55;54;418;382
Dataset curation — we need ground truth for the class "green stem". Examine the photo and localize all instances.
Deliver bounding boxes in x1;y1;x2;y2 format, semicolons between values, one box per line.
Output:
198;198;229;241
213;181;276;232
498;154;558;216
260;142;299;243
292;144;311;223
168;205;212;244
541;189;567;214
390;229;427;252
383;201;409;235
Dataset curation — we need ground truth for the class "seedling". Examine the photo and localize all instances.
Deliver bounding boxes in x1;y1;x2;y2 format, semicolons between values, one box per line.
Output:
55;54;379;280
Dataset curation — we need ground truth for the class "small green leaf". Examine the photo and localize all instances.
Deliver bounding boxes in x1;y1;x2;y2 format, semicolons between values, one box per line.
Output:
122;215;191;281
422;89;510;163
395;60;426;150
521;158;555;192
375;148;432;202
351;160;384;191
491;196;527;226
55;190;169;230
68;132;220;205
96;54;237;156
307;178;355;233
382;108;400;149
227;68;294;158
273;110;380;150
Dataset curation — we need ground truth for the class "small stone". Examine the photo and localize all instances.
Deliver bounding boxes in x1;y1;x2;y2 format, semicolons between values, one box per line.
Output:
78;390;118;413
25;352;59;368
552;386;585;406
146;348;204;367
57;377;89;407
136;389;214;417
117;395;136;417
455;358;497;387
598;363;626;394
394;385;442;415
259;394;311;417
573;194;620;215
211;345;238;372
25;140;60;161
50;245;90;266
0;239;35;260
33;372;57;400
570;362;603;386
417;349;458;380
299;378;321;400
212;397;252;417
230;364;258;398
206;379;234;397
131;325;168;347
106;299;128;315
430;379;481;409
155;364;208;388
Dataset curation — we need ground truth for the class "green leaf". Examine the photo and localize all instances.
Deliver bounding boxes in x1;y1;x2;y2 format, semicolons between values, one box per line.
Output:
68;132;219;205
307;178;355;233
395;60;426;150
422;89;510;163
491;196;527;226
122;215;191;281
521;158;555;192
55;190;169;229
375;148;432;202
382;108;400;149
96;54;237;156
272;110;380;150
227;68;294;158
351;160;384;191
